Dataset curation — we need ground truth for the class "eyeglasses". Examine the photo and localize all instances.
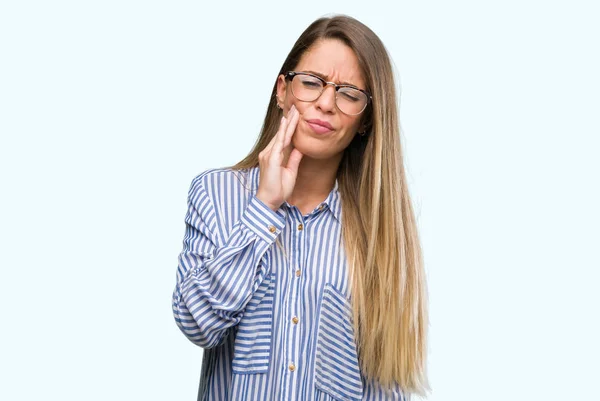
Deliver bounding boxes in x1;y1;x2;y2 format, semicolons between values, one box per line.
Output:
284;71;371;116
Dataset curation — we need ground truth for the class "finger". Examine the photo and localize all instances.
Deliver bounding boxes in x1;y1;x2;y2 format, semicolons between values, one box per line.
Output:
285;147;304;174
283;107;300;148
272;107;296;154
263;115;287;156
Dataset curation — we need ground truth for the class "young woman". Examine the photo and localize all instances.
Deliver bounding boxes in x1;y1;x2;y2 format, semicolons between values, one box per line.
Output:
172;15;430;401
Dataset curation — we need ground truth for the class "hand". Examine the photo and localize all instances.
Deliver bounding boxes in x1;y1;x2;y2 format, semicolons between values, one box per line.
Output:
256;105;304;211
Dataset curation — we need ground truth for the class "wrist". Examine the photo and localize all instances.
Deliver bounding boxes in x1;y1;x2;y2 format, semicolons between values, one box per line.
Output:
255;192;281;212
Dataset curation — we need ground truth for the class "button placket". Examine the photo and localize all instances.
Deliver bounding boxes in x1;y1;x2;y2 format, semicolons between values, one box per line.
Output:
286;212;304;379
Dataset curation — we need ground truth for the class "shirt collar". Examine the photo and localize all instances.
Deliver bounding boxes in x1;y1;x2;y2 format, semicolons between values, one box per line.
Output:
249;166;341;222
324;180;342;222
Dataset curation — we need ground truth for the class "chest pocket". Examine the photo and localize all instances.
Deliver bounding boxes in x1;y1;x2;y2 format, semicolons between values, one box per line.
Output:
231;272;276;374
314;283;364;401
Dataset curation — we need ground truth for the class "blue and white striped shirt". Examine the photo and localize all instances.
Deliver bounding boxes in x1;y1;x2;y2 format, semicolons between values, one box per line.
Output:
172;166;410;401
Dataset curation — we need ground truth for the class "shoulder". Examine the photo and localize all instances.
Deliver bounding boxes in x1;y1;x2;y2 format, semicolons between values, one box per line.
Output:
188;166;259;204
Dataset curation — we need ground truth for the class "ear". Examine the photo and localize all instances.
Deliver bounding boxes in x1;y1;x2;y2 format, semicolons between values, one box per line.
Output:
276;74;287;107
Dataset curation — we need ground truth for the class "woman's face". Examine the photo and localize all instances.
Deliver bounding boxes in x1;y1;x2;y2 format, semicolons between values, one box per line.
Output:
276;38;366;161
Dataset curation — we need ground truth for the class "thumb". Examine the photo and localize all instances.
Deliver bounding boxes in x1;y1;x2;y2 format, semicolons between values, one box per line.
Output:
286;147;304;174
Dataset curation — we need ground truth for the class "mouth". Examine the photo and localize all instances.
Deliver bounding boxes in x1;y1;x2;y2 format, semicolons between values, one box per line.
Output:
305;119;334;134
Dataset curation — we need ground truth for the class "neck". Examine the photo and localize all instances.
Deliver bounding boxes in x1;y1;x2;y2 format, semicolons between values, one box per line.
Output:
286;152;342;209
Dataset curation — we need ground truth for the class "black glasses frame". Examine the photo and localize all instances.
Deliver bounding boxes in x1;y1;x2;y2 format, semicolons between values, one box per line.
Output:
284;71;372;115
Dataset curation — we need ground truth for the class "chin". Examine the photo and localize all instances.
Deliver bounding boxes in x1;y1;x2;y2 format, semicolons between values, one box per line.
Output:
291;134;337;160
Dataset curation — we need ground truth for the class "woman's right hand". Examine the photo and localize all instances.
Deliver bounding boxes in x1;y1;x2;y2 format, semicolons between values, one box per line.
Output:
256;104;304;211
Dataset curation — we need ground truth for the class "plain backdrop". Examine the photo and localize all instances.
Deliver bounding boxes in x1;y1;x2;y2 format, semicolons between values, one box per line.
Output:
1;1;599;400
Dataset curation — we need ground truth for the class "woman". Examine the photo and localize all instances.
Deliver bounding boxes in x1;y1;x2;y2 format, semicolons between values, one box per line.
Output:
173;15;430;401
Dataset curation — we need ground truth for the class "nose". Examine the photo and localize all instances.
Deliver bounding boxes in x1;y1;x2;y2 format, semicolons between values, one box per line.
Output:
315;84;336;113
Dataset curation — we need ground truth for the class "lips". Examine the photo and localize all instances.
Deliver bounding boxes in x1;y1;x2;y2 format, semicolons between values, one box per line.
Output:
306;119;334;130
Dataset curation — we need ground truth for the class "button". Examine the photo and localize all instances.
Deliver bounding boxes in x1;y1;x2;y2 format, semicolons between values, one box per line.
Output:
292;316;299;324
318;204;325;211
295;269;301;277
297;223;303;231
268;225;276;233
288;363;296;372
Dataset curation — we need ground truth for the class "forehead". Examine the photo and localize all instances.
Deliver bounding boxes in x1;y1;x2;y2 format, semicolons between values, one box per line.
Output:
294;38;365;89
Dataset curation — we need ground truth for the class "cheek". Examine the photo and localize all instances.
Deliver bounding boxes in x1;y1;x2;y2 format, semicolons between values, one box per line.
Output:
340;116;361;134
284;87;297;108
286;98;305;114
337;118;362;146
286;102;311;126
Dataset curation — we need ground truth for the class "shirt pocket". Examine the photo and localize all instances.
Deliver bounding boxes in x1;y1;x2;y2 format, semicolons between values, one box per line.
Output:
231;272;276;374
314;283;364;401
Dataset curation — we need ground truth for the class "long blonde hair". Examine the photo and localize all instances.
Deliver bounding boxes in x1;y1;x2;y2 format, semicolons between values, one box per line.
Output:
229;15;430;396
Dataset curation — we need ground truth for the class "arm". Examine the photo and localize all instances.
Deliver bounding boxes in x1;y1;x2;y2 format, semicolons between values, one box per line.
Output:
172;174;286;348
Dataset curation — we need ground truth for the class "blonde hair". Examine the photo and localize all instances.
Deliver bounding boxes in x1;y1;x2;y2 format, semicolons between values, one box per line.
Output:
229;15;430;397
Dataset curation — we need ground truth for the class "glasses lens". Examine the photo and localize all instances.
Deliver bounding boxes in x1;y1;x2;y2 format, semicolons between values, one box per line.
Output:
290;72;369;115
337;87;368;115
291;74;323;102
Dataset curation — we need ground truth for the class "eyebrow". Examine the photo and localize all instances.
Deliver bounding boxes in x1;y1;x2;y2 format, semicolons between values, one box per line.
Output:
303;70;361;88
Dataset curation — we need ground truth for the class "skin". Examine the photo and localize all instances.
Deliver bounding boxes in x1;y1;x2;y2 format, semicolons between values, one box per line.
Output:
256;38;367;215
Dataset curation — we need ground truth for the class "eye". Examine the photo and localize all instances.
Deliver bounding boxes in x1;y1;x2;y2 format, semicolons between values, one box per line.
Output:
338;88;363;102
300;77;323;89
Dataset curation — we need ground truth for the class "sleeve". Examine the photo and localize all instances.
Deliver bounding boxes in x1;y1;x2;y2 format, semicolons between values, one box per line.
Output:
172;174;286;348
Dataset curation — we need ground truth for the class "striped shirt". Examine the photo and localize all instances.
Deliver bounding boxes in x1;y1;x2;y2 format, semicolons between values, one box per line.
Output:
172;166;410;401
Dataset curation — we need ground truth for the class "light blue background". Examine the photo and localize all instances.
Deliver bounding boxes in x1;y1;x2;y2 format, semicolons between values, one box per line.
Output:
1;1;598;400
